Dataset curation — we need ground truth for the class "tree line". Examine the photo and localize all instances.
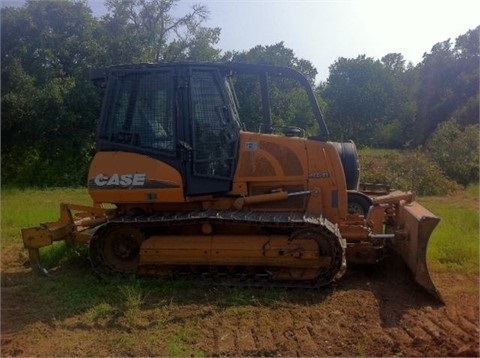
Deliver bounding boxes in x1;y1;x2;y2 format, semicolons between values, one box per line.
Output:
1;0;478;188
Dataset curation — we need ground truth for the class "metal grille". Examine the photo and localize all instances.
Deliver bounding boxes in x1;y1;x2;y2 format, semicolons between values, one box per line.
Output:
191;69;236;178
105;71;175;152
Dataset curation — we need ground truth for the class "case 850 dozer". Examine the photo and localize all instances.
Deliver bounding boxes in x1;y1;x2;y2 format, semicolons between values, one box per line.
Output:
21;62;442;301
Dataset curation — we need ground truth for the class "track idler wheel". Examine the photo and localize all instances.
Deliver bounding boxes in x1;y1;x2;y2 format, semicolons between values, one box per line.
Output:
89;225;144;277
269;227;346;286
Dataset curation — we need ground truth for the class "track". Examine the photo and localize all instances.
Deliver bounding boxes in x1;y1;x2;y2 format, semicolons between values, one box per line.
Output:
89;210;346;288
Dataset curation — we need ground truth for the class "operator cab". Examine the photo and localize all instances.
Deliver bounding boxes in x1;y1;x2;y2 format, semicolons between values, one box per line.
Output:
93;64;241;195
90;63;357;197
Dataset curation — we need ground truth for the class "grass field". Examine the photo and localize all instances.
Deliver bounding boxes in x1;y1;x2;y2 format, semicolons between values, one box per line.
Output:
1;188;91;247
422;185;479;272
2;185;478;271
1;186;478;357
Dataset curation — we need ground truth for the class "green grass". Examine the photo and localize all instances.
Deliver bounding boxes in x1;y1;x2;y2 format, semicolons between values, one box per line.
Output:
85;302;117;322
1;187;91;246
1;186;478;321
166;328;204;357
421;184;479;272
32;271;120;316
465;182;479;198
216;287;288;309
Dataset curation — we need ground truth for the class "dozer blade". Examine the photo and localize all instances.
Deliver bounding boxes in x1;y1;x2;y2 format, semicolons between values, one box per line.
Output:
389;200;443;303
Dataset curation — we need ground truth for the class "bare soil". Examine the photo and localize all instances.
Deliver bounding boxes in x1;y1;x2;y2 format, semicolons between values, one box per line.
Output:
1;243;479;357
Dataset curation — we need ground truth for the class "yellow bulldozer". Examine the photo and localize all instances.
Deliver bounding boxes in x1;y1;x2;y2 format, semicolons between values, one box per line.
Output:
21;62;441;301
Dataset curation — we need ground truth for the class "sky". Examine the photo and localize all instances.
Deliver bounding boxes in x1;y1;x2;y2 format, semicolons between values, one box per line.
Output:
3;0;479;82
89;0;480;82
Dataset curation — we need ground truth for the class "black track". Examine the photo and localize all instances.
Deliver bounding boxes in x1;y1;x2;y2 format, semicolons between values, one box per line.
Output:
89;210;346;288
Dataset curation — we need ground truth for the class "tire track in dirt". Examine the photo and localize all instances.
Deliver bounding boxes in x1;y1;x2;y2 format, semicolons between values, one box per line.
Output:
207;309;280;356
234;312;256;353
290;308;318;354
4;292;479;357
426;312;471;342
2;243;478;358
383;303;479;357
208;313;236;355
251;310;278;355
249;306;323;357
446;304;479;334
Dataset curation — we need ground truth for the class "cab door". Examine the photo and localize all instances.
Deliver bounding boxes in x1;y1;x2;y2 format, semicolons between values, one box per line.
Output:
183;67;240;196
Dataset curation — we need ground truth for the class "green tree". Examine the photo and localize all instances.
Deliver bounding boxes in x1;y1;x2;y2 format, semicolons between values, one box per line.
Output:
101;0;221;64
414;26;479;144
376;53;417;148
1;0;102;187
450;94;480;128
231;42;317;85
228;42;320;134
321;55;398;146
1;0;222;187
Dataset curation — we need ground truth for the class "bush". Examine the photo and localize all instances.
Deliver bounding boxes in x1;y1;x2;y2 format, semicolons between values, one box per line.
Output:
426;119;479;186
359;148;460;195
1;142;93;188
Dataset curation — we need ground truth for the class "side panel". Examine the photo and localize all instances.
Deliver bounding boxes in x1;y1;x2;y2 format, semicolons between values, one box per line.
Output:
305;141;348;220
232;132;308;211
88;151;184;204
234;132;307;182
232;132;347;220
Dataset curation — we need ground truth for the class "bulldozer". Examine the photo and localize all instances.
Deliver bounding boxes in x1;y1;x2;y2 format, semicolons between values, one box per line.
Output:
21;62;442;301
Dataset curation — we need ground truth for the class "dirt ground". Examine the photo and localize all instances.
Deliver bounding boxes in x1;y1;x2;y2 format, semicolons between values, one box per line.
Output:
1;243;479;357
